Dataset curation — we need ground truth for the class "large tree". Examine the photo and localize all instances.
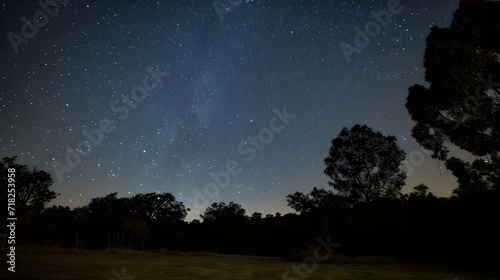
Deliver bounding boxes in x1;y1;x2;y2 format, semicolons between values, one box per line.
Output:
0;156;58;213
324;124;406;205
129;192;188;224
0;156;58;241
200;201;246;224
405;0;500;195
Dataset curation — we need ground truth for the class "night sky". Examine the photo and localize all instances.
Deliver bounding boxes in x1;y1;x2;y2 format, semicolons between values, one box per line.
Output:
1;0;465;220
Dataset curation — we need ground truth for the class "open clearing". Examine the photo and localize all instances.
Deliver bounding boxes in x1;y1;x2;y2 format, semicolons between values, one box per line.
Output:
1;253;496;280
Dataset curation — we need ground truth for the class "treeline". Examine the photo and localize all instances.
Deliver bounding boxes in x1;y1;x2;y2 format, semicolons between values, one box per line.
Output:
17;186;499;268
0;153;498;273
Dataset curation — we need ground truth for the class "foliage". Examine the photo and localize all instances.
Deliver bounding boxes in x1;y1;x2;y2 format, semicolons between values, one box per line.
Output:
129;192;189;223
200;201;246;224
446;155;500;197
0;156;58;242
286;187;348;213
0;156;58;213
250;212;262;220
405;0;500;194
324;124;407;204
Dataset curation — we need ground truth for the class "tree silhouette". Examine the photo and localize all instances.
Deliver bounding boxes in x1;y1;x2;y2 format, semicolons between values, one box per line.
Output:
129;192;188;224
324;124;406;205
84;192;129;245
286;187;348;214
0;156;58;213
0;156;58;242
200;201;246;224
410;184;435;198
250;212;262;220
405;0;500;195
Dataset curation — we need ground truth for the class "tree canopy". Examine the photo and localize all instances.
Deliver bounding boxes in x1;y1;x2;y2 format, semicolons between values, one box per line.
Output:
0;156;58;212
129;192;189;223
200;201;246;224
324;124;406;204
286;187;348;214
405;0;500;195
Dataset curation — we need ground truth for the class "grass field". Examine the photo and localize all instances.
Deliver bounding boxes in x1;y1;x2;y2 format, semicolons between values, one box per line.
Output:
1;251;497;280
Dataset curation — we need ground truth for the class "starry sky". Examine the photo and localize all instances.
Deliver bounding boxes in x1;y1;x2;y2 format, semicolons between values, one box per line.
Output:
1;0;466;220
